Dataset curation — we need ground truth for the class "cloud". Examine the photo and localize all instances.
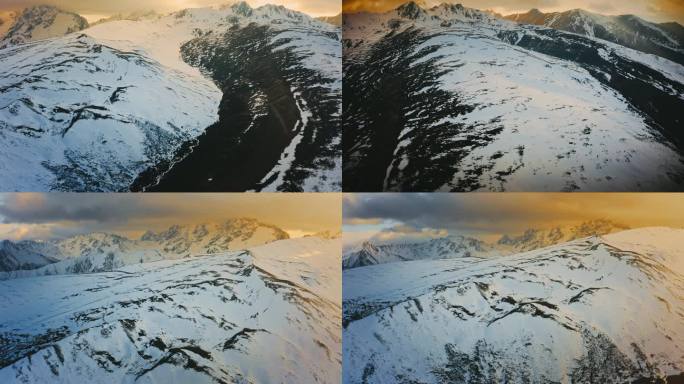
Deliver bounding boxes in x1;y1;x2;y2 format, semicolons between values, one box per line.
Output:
343;193;684;241
0;193;341;240
343;193;561;234
374;223;448;242
0;193;167;224
648;0;684;23
587;1;616;13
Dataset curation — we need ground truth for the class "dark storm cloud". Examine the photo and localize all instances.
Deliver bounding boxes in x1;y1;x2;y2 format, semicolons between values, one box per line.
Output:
0;194;166;224
0;193;341;240
343;193;684;236
344;193;554;233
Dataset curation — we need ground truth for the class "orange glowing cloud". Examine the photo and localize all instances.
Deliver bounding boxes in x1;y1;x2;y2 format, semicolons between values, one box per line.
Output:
0;193;341;240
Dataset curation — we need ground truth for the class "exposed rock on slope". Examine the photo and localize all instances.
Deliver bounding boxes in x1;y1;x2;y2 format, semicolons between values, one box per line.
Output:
343;228;684;383
343;2;684;191
0;2;341;192
0;237;341;383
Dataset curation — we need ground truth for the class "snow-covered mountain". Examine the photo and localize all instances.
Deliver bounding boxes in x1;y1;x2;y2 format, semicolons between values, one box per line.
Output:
497;219;630;252
0;240;59;272
0;237;341;383
0;2;341;192
505;8;684;65
343;219;629;269
0;5;88;49
0;218;290;278
139;218;290;256
0;33;221;192
343;235;493;269
343;2;684;192
343;228;684;382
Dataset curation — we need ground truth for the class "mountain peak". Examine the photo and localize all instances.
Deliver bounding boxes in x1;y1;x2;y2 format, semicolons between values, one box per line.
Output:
397;1;426;20
361;240;378;251
231;1;253;17
1;4;88;48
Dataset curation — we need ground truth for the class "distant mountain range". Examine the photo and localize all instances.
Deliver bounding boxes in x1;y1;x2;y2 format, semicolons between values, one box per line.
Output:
343;219;630;269
0;218;290;277
505;8;684;65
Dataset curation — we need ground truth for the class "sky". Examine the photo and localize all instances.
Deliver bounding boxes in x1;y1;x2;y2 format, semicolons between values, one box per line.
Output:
0;193;341;241
0;0;341;21
342;0;684;24
343;193;684;248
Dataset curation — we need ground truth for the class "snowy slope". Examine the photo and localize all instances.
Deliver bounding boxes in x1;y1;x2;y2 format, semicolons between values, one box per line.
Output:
0;237;341;383
0;240;59;272
343;2;684;192
0;33;221;191
0;218;289;278
0;5;88;49
87;2;342;192
0;2;341;192
505;8;684;65
343;228;684;383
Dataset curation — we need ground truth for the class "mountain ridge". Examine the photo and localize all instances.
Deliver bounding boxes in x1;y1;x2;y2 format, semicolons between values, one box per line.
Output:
343;219;631;269
0;236;342;382
0;218;291;276
343;227;684;382
0;2;341;192
504;7;684;65
343;1;684;192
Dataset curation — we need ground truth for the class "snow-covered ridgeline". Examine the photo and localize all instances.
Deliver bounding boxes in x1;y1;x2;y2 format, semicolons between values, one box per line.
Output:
343;2;684;191
0;2;341;192
343;228;684;383
0;218;289;277
0;237;341;383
